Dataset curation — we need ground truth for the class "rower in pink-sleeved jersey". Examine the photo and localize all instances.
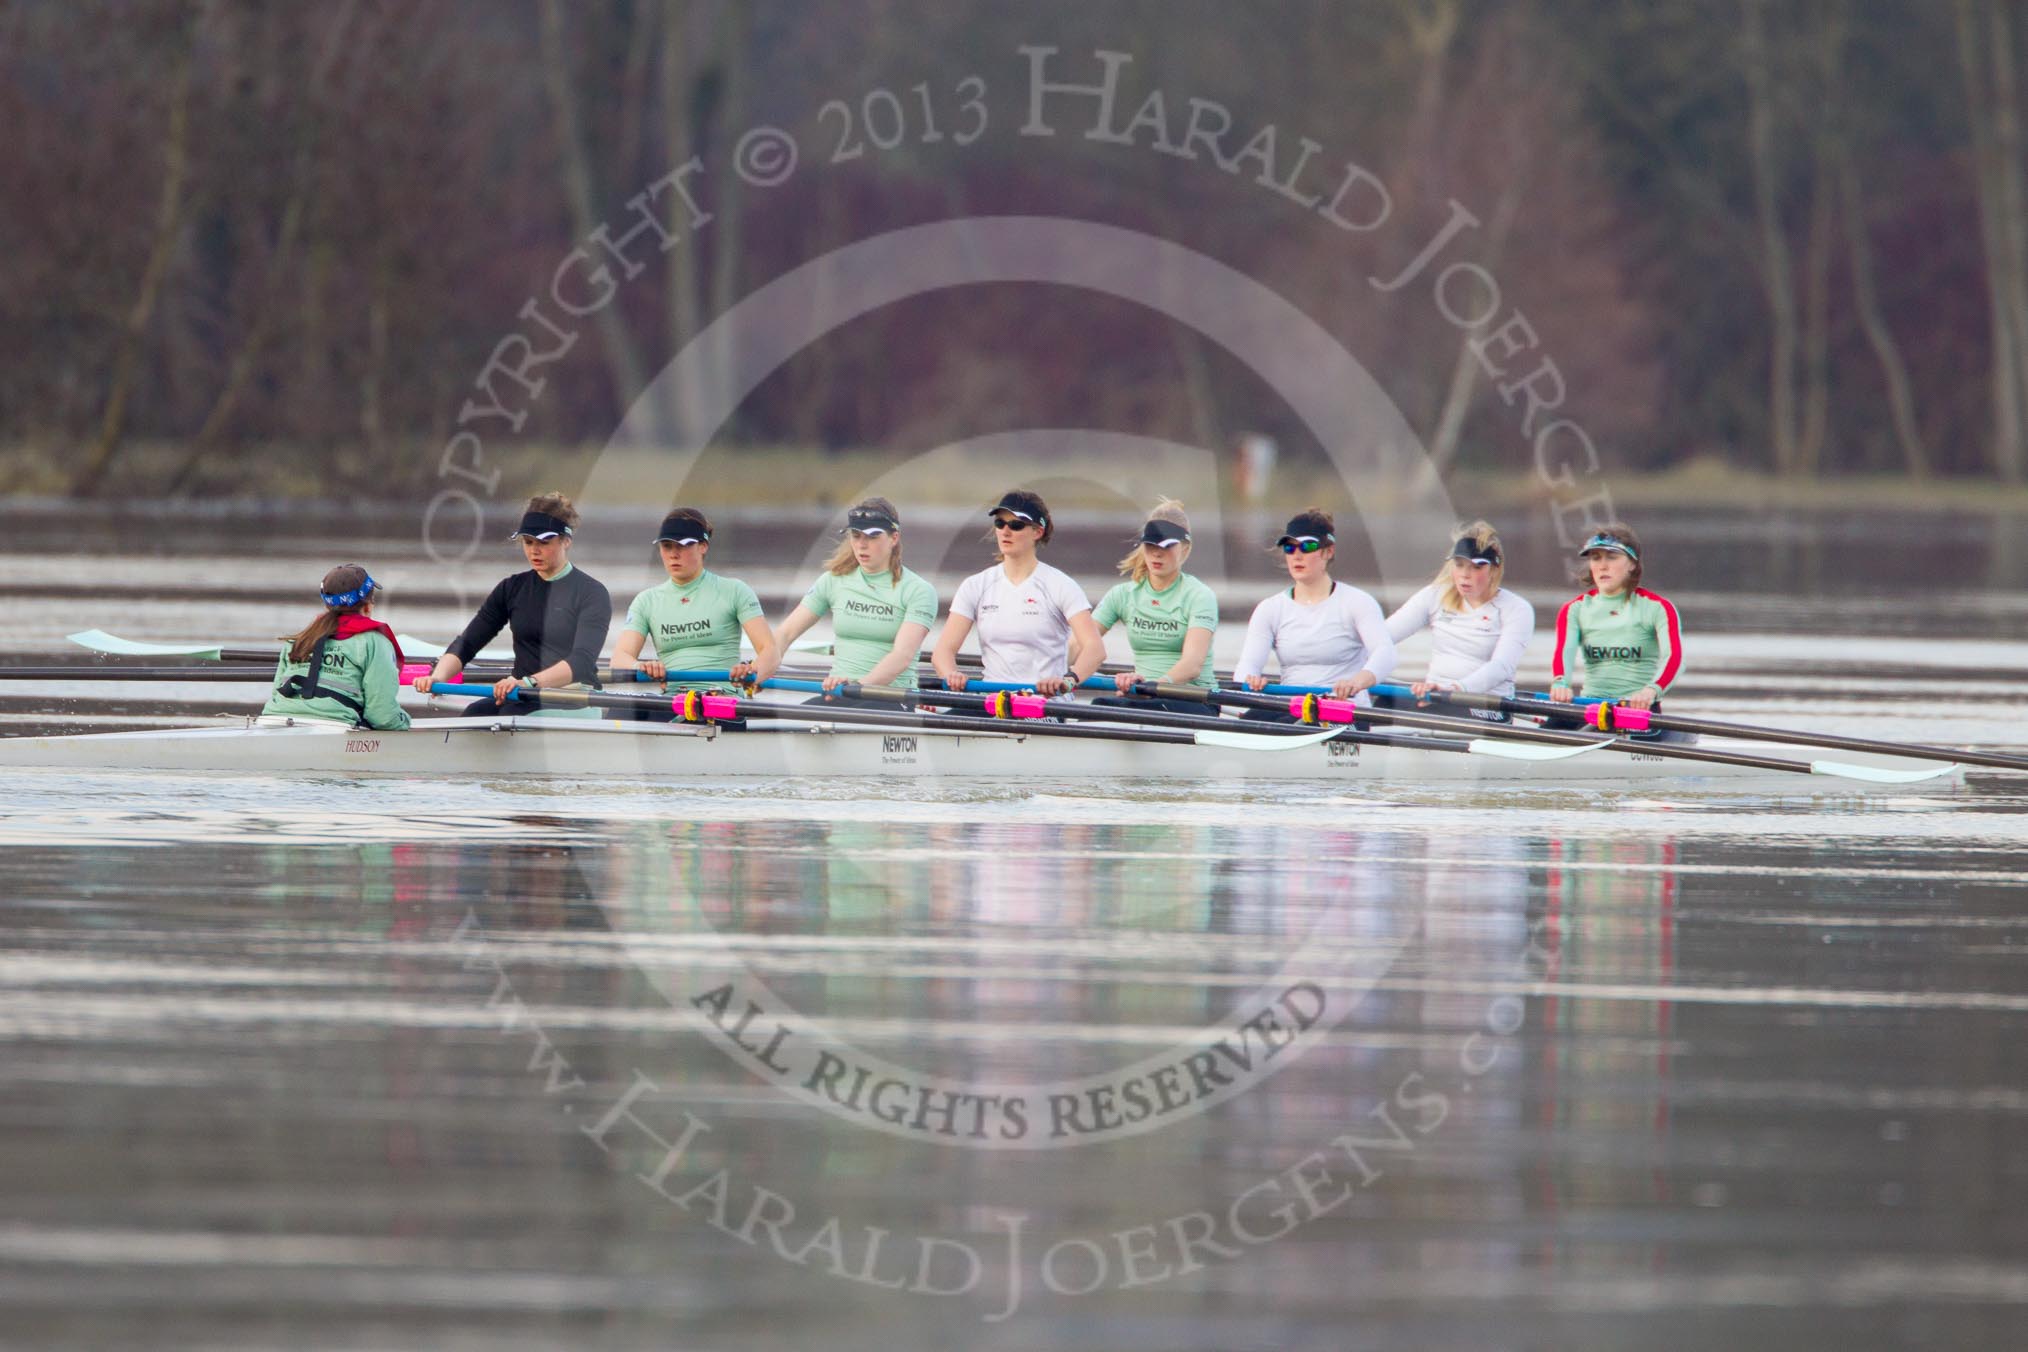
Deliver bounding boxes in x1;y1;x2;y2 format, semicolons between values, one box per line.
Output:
1384;520;1535;710
1548;521;1683;713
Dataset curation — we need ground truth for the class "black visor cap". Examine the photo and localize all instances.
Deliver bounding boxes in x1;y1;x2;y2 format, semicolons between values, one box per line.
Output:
989;492;1044;525
846;507;899;535
1140;519;1191;547
510;510;574;540
1451;536;1501;565
655;512;711;544
1280;512;1335;544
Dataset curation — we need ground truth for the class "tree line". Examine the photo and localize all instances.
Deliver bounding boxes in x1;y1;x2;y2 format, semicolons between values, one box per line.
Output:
1;0;2018;496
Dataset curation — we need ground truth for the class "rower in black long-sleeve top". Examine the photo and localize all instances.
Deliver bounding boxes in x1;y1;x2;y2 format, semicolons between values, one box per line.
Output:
411;492;612;716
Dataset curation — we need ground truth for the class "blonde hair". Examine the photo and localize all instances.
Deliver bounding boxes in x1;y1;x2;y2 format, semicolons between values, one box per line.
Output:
824;496;905;581
1116;497;1192;582
1432;520;1505;612
525;491;579;530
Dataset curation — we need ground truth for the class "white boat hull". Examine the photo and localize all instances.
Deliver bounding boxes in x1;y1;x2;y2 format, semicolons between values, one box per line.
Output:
0;715;1965;792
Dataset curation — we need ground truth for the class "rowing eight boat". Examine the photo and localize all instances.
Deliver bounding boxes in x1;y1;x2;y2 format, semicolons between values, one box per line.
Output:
0;713;1964;790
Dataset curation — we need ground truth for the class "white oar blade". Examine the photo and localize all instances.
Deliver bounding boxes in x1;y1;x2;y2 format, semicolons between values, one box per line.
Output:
1194;726;1344;753
1809;758;1961;784
68;629;225;659
395;634;512;663
1465;736;1614;762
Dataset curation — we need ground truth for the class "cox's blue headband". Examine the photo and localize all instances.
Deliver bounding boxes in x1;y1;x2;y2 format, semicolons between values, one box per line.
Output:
322;574;377;609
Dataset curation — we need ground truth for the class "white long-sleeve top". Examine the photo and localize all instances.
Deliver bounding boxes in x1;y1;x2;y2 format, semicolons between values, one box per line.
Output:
1384;584;1535;696
1234;582;1398;688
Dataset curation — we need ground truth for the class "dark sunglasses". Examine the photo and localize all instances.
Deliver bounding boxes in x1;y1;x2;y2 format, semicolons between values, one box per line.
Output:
1279;538;1328;554
991;516;1035;532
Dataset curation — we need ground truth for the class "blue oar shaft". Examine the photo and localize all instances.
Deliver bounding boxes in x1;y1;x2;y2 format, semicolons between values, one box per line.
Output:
947;676;1115;693
1255;680;1605;708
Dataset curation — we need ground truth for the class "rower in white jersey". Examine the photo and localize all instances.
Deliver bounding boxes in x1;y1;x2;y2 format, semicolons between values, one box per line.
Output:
1384;520;1536;719
1235;508;1397;719
932;490;1104;695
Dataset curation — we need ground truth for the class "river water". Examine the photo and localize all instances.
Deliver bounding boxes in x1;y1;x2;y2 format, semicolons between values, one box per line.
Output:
3;506;2027;1349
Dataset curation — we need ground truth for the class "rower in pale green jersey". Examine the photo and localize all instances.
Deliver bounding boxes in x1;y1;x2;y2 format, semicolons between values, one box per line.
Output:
261;564;411;730
611;509;778;717
1091;499;1219;715
1549;522;1684;720
759;497;939;700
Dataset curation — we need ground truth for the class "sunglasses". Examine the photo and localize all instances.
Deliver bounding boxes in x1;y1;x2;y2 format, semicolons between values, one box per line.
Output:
991;517;1035;532
1279;538;1328;554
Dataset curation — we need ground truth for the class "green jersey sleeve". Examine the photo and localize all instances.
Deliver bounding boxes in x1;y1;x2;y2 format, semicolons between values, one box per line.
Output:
801;572;836;617
623;588;655;638
899;571;938;628
1092;583;1128;630
732;578;764;625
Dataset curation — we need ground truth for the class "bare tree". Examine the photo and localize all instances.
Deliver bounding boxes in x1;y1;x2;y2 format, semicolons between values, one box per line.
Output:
71;6;195;497
1957;0;2028;479
1840;150;1929;476
1743;0;1803;476
540;0;650;423
167;3;361;493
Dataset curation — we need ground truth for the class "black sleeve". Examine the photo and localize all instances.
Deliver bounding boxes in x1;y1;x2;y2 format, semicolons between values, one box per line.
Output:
446;577;515;664
565;574;613;685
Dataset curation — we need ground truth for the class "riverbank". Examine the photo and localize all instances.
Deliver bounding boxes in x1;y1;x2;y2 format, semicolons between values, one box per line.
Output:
12;442;2028;515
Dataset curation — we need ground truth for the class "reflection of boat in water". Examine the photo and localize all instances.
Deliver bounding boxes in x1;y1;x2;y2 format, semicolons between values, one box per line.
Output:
0;714;1964;792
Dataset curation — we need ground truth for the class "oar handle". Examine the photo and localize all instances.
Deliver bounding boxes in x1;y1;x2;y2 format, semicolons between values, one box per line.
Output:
431;682;530;700
404;663;662;685
949;677;1115;693
1271;680;1608;709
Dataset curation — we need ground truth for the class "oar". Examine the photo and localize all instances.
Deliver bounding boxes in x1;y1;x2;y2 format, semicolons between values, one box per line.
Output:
0;664;277;681
760;677;1337;747
641;672;1625;766
71;629;837;681
68;629;523;666
1134;683;1958;785
1345;681;2028;775
424;680;1348;753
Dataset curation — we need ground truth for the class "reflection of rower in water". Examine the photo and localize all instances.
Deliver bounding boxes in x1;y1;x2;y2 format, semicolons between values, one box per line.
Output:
608;508;778;721
757;497;939;707
411;492;613;717
262;564;410;730
1234;508;1396;720
1384;520;1534;720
